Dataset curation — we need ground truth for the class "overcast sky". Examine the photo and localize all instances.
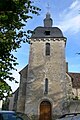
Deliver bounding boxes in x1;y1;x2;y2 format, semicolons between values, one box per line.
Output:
9;0;80;92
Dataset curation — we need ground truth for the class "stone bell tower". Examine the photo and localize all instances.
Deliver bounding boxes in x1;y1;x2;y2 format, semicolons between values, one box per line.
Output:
24;12;69;119
17;12;73;120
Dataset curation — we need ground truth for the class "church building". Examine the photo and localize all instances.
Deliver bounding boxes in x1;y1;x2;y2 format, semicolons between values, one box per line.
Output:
16;13;80;120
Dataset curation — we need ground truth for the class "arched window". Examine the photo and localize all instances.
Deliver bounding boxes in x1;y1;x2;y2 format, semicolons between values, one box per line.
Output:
44;78;48;94
46;43;50;56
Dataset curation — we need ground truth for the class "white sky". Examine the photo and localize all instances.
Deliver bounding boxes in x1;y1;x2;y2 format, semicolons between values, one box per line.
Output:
9;0;80;92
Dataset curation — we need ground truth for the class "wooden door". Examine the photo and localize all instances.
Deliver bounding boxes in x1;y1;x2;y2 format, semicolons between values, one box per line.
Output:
39;101;52;120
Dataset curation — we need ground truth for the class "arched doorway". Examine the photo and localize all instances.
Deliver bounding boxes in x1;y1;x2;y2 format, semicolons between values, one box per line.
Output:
39;101;52;120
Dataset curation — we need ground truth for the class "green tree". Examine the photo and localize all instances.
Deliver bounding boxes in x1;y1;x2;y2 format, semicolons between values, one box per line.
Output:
0;0;41;100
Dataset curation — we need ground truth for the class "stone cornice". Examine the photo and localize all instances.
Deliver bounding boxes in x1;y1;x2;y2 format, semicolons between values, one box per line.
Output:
29;37;67;44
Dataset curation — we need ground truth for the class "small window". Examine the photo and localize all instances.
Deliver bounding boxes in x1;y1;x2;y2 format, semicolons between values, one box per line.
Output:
46;43;50;56
45;31;50;35
44;78;48;94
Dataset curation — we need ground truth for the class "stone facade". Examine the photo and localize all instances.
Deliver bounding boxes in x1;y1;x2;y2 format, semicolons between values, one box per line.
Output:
16;13;80;120
17;65;28;113
24;38;69;116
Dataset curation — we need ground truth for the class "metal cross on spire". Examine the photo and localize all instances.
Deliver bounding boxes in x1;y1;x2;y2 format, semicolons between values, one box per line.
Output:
46;2;50;13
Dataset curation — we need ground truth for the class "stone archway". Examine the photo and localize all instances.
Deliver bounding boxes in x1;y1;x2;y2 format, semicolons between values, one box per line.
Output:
39;101;52;120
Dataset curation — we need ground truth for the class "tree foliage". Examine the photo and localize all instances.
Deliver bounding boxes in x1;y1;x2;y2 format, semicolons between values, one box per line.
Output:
0;0;41;100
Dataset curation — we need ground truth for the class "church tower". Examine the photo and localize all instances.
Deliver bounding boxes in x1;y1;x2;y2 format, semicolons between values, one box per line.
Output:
25;13;67;118
17;13;72;120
